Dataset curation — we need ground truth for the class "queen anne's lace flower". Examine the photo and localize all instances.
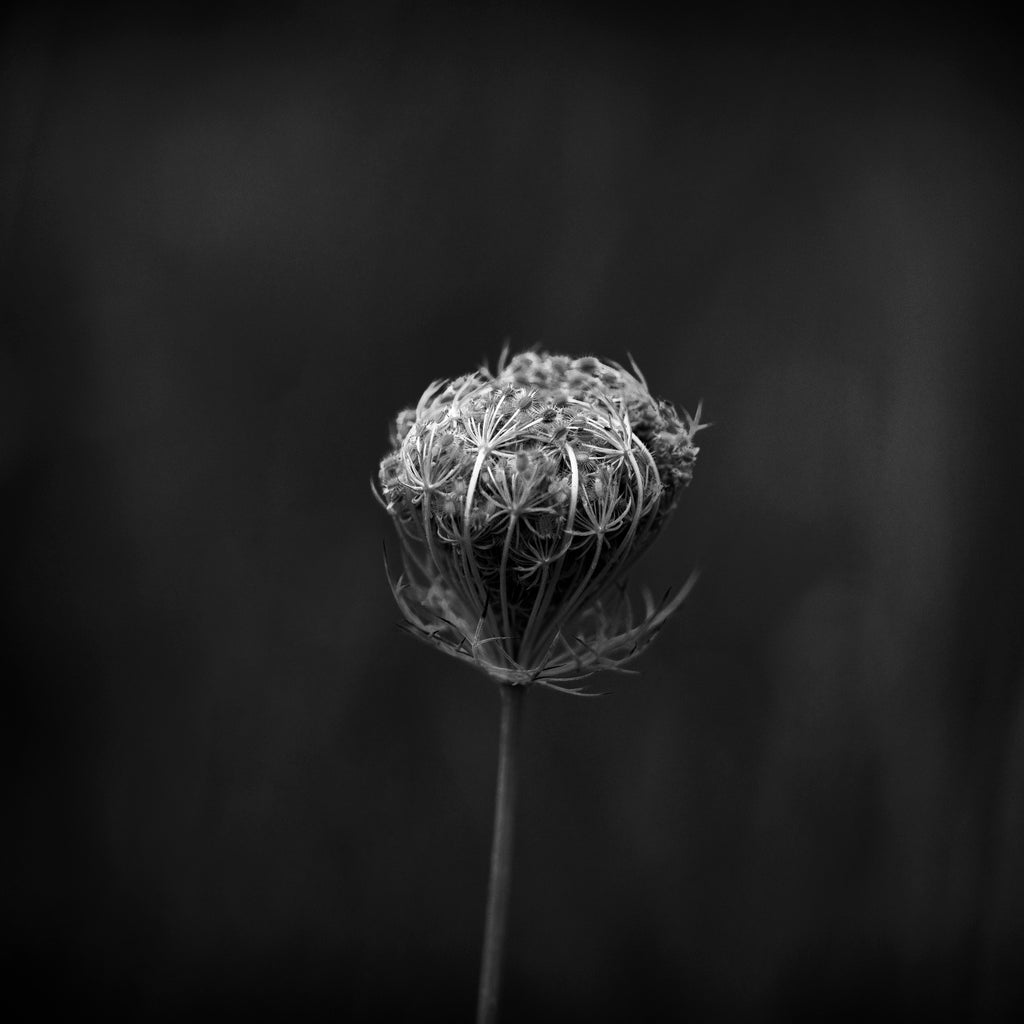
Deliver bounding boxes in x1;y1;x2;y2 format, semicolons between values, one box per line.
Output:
376;348;705;693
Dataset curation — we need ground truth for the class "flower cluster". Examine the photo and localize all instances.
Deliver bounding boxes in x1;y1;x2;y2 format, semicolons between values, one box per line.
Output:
376;349;704;693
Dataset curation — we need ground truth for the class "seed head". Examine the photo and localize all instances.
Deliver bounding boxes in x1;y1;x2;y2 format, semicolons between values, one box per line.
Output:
376;348;705;694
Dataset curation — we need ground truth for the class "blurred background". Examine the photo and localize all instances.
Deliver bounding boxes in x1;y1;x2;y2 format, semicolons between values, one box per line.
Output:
3;4;1022;1020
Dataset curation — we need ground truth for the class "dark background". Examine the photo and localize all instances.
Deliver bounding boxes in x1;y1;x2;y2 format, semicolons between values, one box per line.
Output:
4;5;1022;1021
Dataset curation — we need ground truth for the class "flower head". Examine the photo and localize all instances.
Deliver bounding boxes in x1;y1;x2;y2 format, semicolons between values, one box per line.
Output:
376;348;705;693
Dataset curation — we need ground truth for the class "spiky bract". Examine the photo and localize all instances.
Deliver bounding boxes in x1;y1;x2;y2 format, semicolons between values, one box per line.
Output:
376;349;703;693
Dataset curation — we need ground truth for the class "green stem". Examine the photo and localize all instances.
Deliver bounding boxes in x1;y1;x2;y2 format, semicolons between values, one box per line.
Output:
476;683;525;1024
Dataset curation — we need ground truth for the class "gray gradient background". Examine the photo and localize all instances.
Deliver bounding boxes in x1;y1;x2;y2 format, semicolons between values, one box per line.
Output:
4;5;1022;1021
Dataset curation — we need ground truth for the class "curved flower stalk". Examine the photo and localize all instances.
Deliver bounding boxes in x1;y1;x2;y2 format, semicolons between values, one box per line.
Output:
376;348;705;694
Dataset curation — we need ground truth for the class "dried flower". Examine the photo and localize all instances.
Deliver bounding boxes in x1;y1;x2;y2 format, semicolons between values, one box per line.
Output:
376;348;705;694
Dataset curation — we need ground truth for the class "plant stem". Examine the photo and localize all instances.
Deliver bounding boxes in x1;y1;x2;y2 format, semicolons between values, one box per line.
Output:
476;682;525;1024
